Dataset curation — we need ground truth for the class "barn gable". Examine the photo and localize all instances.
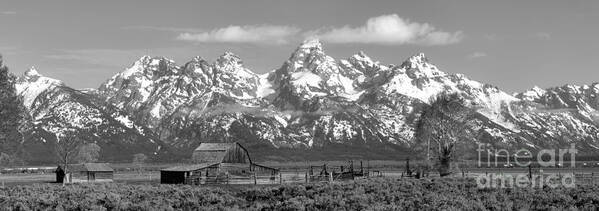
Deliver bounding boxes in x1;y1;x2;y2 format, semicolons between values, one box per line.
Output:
192;142;251;164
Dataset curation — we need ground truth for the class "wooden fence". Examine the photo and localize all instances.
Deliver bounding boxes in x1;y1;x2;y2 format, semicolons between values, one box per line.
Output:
181;170;386;185
185;174;281;185
574;172;599;185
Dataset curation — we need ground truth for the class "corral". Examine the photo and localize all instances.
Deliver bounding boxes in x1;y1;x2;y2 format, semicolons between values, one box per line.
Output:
161;142;279;184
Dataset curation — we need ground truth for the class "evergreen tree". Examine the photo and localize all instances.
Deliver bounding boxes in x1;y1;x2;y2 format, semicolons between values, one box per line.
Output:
0;54;29;165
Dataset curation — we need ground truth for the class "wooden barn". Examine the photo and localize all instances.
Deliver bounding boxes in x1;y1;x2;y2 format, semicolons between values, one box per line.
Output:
56;163;114;183
161;142;279;184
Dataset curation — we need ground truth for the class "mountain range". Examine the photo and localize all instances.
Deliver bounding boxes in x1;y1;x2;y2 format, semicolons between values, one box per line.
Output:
13;39;599;163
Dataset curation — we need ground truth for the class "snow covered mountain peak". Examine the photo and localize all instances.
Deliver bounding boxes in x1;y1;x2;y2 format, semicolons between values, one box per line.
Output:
299;38;322;50
347;51;378;70
402;53;430;68
516;86;547;102
24;66;41;78
286;39;327;69
16;67;65;108
118;55;178;79
215;52;245;70
400;53;445;78
351;51;374;64
19;66;61;85
407;53;428;63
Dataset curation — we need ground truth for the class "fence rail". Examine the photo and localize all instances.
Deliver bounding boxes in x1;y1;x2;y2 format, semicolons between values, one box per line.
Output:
185;174;280;185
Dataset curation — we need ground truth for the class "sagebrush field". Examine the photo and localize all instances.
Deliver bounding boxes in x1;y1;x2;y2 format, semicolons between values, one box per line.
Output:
1;178;598;210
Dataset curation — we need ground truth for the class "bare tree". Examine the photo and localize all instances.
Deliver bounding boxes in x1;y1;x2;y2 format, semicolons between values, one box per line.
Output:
132;153;148;173
55;131;84;175
75;143;101;163
415;92;476;177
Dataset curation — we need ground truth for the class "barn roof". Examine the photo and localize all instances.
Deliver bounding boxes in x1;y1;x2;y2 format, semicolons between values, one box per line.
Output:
68;163;113;172
193;143;243;163
161;163;218;172
194;143;237;151
194;151;228;163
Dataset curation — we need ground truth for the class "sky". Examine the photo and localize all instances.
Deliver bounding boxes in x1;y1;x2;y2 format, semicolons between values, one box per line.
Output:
0;0;597;93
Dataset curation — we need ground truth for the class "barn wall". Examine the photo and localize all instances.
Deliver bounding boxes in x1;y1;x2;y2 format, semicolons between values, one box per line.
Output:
251;164;278;176
186;166;220;182
72;171;88;182
94;172;113;180
219;163;251;176
222;144;251;164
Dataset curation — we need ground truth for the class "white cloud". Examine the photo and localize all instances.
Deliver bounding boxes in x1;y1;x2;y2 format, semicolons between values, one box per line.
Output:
467;52;487;59
177;25;300;45
308;14;463;45
1;11;17;15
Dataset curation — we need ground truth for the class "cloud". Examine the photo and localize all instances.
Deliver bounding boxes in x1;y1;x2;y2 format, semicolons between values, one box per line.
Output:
467;52;487;59
533;32;551;40
308;14;463;45
176;25;301;45
1;11;17;15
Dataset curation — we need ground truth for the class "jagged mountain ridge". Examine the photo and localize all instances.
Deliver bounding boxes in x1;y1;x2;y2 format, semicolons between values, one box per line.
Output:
14;67;173;164
13;39;599;161
92;39;599;160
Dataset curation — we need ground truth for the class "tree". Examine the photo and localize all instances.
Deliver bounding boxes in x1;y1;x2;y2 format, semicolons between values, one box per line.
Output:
415;92;476;177
75;143;101;163
0;54;29;161
132;153;148;173
55;131;84;174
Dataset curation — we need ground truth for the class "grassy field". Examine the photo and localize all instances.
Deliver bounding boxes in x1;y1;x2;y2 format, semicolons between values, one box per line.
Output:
4;159;599;186
0;178;599;210
0;172;160;186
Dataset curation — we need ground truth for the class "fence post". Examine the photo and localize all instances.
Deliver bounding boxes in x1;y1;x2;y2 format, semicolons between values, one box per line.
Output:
305;172;309;183
329;172;333;183
279;172;282;184
254;172;257;185
528;165;532;180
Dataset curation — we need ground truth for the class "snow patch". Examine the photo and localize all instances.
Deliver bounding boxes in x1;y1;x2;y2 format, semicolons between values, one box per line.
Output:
291;71;322;88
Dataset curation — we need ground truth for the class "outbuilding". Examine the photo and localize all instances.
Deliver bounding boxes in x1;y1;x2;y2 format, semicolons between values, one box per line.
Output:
57;163;114;183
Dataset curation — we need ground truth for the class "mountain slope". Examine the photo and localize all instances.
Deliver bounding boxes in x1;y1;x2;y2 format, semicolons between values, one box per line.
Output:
18;39;599;161
15;67;172;164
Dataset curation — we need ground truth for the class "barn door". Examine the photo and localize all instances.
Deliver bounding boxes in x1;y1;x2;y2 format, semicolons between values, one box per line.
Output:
89;172;95;181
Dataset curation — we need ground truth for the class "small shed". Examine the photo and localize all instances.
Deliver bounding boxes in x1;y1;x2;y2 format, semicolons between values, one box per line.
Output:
57;163;114;183
161;142;279;184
